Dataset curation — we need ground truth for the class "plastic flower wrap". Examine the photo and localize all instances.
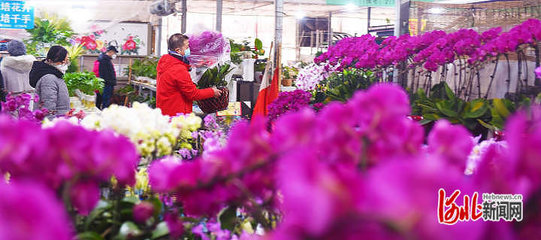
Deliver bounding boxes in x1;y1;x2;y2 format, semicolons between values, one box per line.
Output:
80;102;202;160
188;30;231;69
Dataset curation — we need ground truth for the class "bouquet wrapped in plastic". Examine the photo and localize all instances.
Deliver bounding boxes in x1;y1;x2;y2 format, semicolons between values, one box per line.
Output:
188;31;230;69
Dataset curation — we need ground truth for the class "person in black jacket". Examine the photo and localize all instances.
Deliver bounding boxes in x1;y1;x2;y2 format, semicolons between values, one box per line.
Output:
98;46;118;109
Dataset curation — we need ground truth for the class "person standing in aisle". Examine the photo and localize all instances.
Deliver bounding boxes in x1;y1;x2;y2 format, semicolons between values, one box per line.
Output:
0;51;5;104
98;46;118;109
29;46;70;118
0;40;36;96
156;33;222;116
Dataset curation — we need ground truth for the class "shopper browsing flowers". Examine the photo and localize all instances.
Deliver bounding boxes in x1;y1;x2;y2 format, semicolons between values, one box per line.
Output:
29;46;71;119
156;34;222;116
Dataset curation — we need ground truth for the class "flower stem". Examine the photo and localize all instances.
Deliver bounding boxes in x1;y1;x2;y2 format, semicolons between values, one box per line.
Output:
485;58;499;99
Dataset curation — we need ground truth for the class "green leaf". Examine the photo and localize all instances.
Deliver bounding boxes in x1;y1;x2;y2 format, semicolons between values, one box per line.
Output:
77;232;105;240
151;222;170;239
416;88;427;99
477;119;496;131
436;102;458;118
429;82;446;99
148;197;163;217
419;119;433;126
417;103;437;113
444;83;456;100
470;99;485;112
122;195;140;204
492;99;510;117
456;100;466;113
218;206;237;231
255;38;263;50
84;200;112;230
464;99;488;119
423;113;441;121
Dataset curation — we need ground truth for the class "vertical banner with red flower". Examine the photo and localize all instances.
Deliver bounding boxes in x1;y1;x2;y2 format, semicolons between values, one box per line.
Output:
121;35;142;55
75;27;107;54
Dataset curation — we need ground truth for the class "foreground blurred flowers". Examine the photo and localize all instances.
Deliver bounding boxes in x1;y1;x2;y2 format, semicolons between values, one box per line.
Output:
0;182;74;240
0;116;139;215
148;83;541;239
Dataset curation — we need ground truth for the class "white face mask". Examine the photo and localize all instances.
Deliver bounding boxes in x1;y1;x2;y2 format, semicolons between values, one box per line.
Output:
56;63;69;73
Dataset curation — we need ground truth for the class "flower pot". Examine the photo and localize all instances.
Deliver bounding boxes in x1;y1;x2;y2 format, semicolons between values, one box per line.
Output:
282;79;293;87
197;87;229;114
75;89;96;109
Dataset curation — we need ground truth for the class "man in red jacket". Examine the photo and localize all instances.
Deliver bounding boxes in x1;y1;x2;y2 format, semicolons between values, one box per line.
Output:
156;34;221;116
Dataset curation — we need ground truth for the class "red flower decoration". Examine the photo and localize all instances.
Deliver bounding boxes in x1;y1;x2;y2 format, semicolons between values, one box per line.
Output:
80;36;97;50
123;36;137;51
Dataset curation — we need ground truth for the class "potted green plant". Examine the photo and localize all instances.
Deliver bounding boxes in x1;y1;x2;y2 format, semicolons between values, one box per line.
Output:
196;64;233;113
229;39;244;65
64;71;104;109
251;38;265;59
282;66;298;87
64;71;104;97
25;13;75;57
126;57;159;80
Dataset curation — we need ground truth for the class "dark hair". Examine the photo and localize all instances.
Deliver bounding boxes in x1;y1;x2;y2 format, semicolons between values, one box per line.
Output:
46;46;68;63
168;33;189;51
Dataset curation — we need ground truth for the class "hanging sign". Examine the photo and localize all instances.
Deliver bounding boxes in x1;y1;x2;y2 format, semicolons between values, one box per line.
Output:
0;1;34;29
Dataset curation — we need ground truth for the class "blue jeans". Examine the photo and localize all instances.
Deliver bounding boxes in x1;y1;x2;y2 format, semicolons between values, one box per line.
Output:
101;85;114;109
